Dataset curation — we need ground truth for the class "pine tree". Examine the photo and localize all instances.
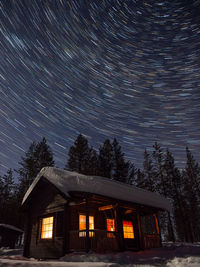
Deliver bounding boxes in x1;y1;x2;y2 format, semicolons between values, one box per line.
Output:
126;162;137;185
87;148;99;176
0;169;16;224
182;147;200;242
135;168;145;188
66;134;92;175
152;142;168;194
34;137;55;173
164;149;186;241
98;139;113;178
143;149;156;191
112;138;129;183
152;143;175;241
17;137;54;201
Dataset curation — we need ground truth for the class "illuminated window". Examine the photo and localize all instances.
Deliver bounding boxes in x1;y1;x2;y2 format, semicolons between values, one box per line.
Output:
79;215;94;237
41;216;54;239
123;221;134;239
106;219;115;238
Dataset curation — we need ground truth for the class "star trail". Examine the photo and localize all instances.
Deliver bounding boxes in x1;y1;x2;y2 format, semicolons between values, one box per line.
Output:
0;0;200;176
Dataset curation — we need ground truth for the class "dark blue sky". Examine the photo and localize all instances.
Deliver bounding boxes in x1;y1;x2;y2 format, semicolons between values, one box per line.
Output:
0;0;200;177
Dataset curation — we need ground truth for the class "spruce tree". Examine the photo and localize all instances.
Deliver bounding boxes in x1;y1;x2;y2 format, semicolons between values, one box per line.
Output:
112;138;129;183
0;169;17;225
87;148;99;176
143;149;156;191
135;168;145;188
98;139;113;178
17;137;54;201
66;134;92;175
164;149;185;242
152;143;175;241
126;162;137;185
182;147;200;242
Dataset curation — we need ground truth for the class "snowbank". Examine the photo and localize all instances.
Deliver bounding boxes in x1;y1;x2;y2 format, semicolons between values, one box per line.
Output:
1;242;200;266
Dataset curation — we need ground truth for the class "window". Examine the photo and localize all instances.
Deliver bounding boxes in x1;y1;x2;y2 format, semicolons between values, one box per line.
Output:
79;214;94;237
140;214;157;235
41;216;54;239
106;219;115;238
123;220;134;239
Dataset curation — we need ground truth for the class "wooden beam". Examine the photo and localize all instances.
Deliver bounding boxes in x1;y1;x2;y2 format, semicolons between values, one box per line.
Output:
137;214;142;250
114;206;125;251
23;210;31;257
156;212;162;247
125;209;134;215
85;196;90;253
63;203;70;255
98;205;113;211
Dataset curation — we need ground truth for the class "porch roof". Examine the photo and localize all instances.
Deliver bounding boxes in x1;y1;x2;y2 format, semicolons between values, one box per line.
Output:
22;167;171;211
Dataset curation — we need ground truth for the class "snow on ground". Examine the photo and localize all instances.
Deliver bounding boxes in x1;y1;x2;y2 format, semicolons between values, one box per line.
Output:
0;243;200;267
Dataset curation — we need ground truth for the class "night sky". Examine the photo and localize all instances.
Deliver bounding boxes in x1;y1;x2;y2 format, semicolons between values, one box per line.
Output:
0;0;200;177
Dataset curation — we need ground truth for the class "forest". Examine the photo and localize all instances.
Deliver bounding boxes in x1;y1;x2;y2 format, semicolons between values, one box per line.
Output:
0;134;199;243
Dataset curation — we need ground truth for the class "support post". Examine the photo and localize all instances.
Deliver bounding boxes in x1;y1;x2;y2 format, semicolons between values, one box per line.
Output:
114;205;125;251
168;211;175;242
23;210;31;257
63;203;70;255
156;212;162;247
85;196;90;253
137;213;142;250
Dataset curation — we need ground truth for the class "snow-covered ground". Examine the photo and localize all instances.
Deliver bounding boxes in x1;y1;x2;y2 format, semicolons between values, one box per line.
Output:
0;243;200;266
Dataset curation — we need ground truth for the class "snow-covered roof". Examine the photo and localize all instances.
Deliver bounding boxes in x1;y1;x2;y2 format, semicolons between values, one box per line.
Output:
22;167;171;212
0;224;23;233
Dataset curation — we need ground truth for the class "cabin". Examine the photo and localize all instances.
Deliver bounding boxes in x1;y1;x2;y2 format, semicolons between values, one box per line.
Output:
0;224;23;249
21;167;171;259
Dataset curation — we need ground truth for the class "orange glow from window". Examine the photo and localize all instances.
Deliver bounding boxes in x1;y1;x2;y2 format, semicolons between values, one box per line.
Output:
107;219;115;238
154;214;160;234
79;215;94;237
123;220;134;239
41;216;54;239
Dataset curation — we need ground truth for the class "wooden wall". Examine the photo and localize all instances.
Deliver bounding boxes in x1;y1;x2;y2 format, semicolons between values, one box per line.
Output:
68;199;118;252
25;180;67;259
24;183;162;258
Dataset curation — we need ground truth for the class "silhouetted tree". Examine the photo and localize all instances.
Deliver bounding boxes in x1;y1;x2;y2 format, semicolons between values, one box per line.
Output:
0;169;17;225
112;138;129;183
136;168;145;188
17;137;54;202
98;139;113;178
143;149;156;191
66;134;93;175
126;162;137;185
182;147;200;242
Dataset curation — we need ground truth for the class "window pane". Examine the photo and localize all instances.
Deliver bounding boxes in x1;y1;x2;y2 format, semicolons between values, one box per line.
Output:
41;216;54;239
141;214;157;235
107;219;115;232
106;219;115;238
89;216;94;230
79;215;86;230
123;220;134;239
79;215;94;237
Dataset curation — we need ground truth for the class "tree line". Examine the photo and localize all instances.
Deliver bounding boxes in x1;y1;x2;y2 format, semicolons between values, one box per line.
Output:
0;134;199;242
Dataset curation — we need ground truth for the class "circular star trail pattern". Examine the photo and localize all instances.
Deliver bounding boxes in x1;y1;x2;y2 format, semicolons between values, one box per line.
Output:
0;0;200;175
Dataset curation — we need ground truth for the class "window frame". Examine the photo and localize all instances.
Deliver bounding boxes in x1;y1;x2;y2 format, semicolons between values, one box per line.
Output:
140;214;158;235
123;220;135;239
106;218;115;238
79;213;94;238
39;214;55;241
